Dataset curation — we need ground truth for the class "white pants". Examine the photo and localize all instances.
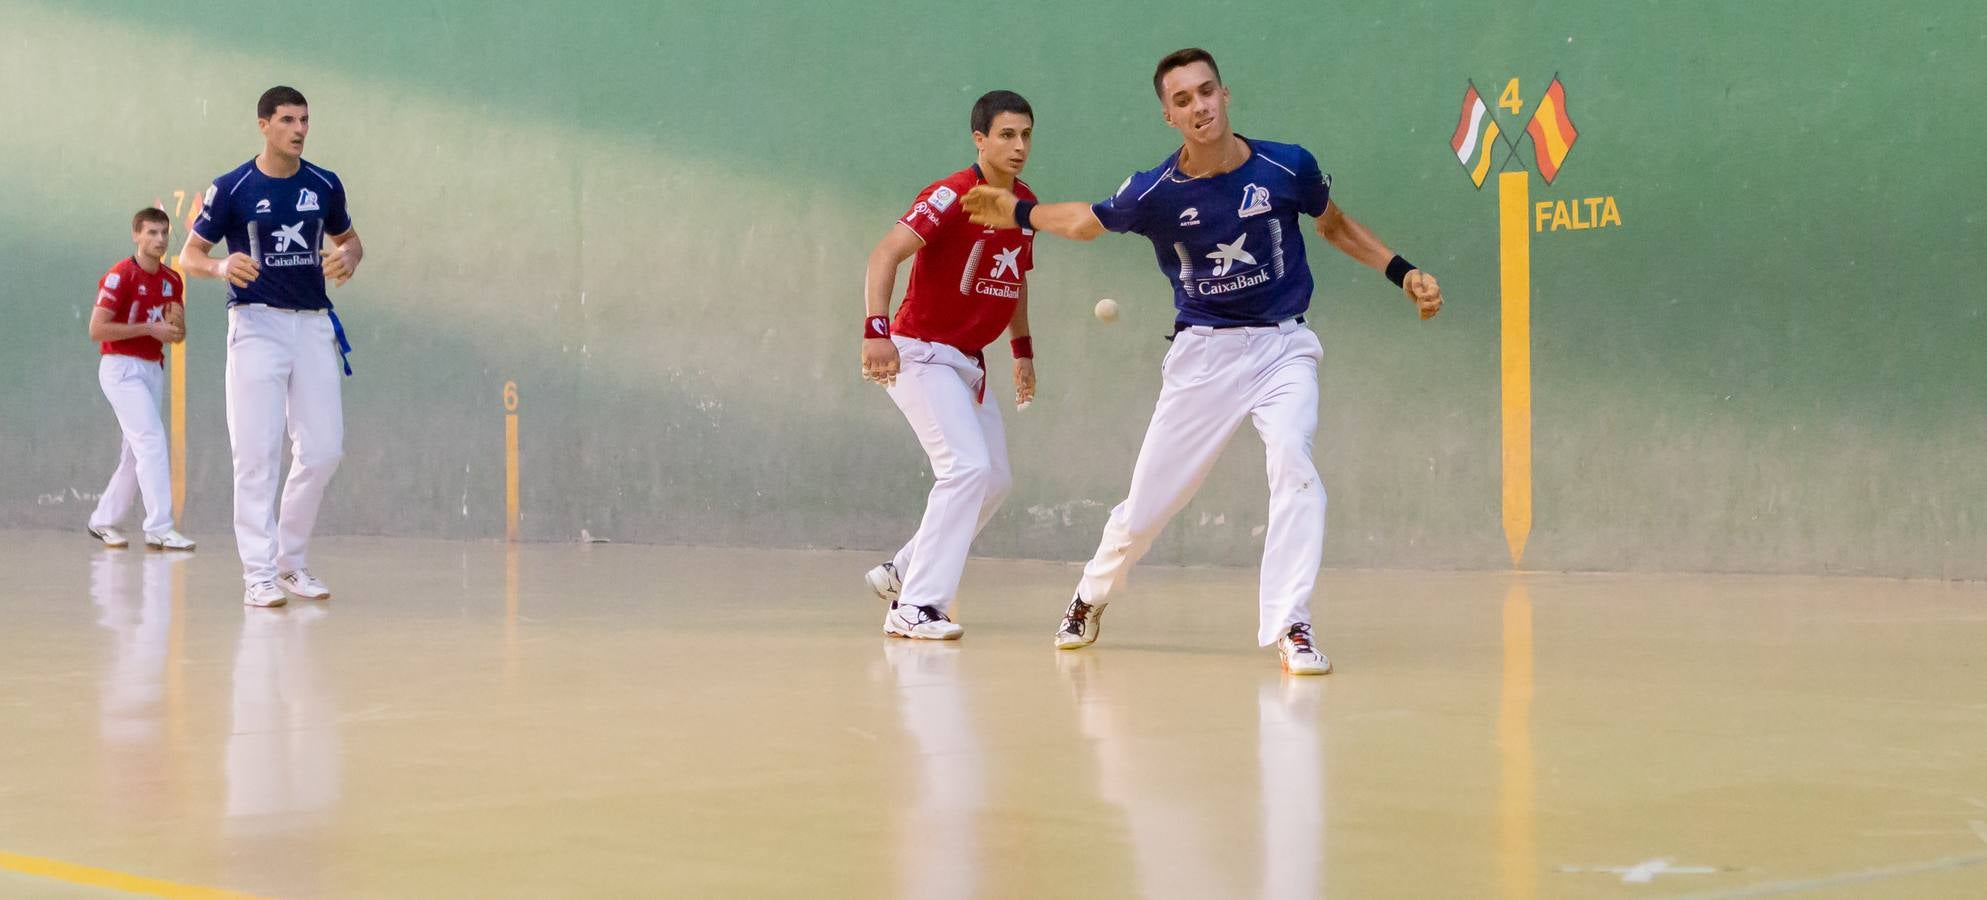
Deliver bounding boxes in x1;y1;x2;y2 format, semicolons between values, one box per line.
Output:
90;355;174;535
226;305;344;586
1078;321;1325;646
885;336;1012;613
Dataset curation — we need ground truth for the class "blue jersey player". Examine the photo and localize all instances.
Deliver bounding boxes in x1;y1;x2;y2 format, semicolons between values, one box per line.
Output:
963;48;1445;675
179;85;366;608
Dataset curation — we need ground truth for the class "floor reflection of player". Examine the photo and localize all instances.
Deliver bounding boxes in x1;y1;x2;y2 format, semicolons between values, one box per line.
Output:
1256;679;1324;900
1059;657;1327;899
880;642;984;900
92;551;183;815
224;606;339;893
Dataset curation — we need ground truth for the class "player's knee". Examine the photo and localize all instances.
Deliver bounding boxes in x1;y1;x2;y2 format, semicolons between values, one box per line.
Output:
295;442;344;472
1262;433;1318;480
984;466;1013;503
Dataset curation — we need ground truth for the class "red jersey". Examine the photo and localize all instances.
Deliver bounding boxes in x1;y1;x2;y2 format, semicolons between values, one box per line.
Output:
893;166;1036;352
95;257;183;362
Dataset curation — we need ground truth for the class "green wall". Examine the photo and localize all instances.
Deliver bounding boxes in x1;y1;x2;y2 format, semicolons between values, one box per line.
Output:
4;1;1982;578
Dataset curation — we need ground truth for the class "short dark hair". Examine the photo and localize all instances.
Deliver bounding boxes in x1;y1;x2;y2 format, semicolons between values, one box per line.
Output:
1153;48;1221;97
258;85;308;119
971;90;1033;135
131;207;170;232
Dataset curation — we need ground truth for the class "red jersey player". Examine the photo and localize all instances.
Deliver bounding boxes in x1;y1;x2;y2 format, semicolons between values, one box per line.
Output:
86;208;195;552
859;90;1039;640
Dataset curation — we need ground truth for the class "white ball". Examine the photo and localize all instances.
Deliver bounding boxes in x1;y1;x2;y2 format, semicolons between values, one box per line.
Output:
1094;298;1120;322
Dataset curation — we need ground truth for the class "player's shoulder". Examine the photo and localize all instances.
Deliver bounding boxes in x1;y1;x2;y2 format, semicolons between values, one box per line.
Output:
1109;151;1186;204
913;167;977;214
160;265;185;288
212;158;259;194
104;257;137;282
1247;138;1320;176
299;159;343;191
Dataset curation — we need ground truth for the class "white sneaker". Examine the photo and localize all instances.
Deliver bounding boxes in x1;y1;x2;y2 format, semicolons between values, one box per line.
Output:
865;561;902;601
244;580;288;608
87;526;129;548
884;601;963;640
1055;595;1107;650
278;570;332;600
145;529;196;551
1277;623;1332;675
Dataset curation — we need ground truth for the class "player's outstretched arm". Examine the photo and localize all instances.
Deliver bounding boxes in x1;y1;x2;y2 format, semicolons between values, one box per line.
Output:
962;186;1105;241
860;223;921;387
1315;200;1444;320
321;228;364;286
178;232;259;289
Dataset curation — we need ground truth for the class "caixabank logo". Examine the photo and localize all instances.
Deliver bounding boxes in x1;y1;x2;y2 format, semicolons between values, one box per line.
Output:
1449;75;1620;566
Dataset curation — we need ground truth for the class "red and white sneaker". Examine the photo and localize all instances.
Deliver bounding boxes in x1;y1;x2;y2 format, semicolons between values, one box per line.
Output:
1055;595;1106;650
1277;623;1331;675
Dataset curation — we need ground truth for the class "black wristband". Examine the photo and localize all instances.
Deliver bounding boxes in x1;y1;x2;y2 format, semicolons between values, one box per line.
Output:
1012;199;1037;231
1384;254;1415;288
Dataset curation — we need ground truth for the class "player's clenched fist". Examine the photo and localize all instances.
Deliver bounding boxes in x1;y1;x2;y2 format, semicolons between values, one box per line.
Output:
1403;269;1443;320
962;184;1018;228
223;252;260;288
321;245;356;286
862;337;900;388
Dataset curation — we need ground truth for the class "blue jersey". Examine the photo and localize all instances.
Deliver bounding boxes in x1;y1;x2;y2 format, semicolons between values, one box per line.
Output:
193;158;352;310
1092;137;1331;327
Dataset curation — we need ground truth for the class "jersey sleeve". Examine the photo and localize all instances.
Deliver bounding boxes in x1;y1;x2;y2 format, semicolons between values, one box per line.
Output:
192;180;232;243
897;179;965;243
1294;147;1332;217
1091;171;1152;234
94;265;132;317
325;173;353;235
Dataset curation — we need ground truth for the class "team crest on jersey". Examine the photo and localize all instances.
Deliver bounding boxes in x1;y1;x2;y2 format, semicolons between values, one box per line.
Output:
1237;184;1271;218
104;273;121;289
255;199;272;215
138;284;148;296
162;282;173;297
296;188;320;212
930;186;957;212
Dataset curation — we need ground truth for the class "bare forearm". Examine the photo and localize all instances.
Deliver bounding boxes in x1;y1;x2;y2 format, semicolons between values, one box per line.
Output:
1317;206;1395;272
864;248;901;319
1009;290;1030;339
89;321;155;341
178;236;225;280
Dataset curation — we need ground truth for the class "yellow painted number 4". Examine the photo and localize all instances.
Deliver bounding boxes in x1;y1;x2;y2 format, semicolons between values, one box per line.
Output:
1500;78;1524;115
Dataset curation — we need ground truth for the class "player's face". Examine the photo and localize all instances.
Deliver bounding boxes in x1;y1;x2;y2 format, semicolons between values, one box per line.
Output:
973;112;1033;180
1158;62;1230;145
259;104;310;159
131;221;169;261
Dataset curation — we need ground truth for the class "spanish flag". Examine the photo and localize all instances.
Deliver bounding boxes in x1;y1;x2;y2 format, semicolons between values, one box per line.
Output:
1450;82;1501;188
1525;77;1579;183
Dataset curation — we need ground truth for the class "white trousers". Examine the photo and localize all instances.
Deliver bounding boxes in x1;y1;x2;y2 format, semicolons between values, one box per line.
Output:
885;336;1012;613
90;355;174;535
226;305;344;586
1078;321;1326;646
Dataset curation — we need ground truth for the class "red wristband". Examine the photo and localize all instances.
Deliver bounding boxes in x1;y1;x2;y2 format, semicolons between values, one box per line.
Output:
1010;336;1033;359
864;316;890;339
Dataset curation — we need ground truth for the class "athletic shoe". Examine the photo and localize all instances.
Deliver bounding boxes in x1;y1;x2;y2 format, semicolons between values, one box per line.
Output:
1277;623;1331;675
1055;595;1106;650
87;526;129;548
145;529;196;551
884;601;963;640
865;561;902;601
244;580;288;608
278;570;332;600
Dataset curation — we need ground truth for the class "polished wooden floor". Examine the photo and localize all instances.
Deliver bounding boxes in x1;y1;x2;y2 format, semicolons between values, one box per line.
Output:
2;531;1984;898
